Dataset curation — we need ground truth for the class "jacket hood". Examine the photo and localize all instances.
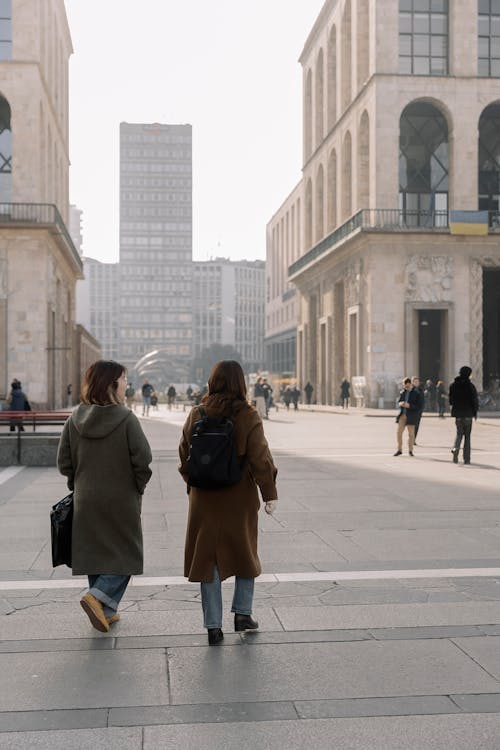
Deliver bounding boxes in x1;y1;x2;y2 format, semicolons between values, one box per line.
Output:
70;403;131;439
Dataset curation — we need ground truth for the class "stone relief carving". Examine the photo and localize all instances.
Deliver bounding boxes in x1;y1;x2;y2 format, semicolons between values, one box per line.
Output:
345;259;363;307
405;255;454;302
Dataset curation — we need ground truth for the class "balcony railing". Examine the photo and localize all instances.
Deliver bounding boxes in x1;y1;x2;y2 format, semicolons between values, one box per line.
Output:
0;203;82;270
288;208;500;278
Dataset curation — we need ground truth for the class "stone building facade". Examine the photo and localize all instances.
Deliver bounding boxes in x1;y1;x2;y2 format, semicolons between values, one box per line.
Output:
269;0;500;406
0;0;82;407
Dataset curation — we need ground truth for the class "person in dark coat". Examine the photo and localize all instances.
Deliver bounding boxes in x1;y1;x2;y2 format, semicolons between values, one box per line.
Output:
436;380;446;417
340;378;350;409
449;365;478;465
8;379;30;431
304;381;314;405
394;377;421;456
57;360;152;633
291;384;300;410
179;360;278;646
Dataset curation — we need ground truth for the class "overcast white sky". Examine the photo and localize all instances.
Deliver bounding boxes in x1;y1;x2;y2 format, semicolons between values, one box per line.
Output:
64;0;325;263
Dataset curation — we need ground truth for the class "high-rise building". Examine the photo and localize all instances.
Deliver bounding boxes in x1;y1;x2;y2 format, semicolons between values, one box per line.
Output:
269;0;500;406
0;0;83;407
193;258;265;372
76;257;119;360
69;205;83;256
119;122;192;386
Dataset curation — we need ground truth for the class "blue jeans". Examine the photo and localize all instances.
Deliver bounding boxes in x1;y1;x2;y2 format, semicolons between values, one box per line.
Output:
454;417;473;463
88;575;130;618
201;565;255;629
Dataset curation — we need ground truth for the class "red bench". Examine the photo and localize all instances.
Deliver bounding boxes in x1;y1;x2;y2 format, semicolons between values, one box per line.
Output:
0;410;72;432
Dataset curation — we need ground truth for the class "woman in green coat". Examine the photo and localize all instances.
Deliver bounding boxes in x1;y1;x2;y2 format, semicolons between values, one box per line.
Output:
57;360;152;633
179;360;278;645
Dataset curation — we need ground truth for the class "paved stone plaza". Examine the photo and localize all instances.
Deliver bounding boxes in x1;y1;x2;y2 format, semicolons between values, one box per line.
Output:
1;406;500;748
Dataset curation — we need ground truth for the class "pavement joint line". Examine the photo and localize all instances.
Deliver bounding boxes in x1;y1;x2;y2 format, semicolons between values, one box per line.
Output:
4;567;500;590
0;466;24;485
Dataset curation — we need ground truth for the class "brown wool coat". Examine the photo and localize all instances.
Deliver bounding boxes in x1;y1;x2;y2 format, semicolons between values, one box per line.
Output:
57;404;152;575
179;402;277;583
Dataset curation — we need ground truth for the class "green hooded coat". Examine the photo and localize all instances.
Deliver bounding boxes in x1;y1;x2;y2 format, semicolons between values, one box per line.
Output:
57;404;152;575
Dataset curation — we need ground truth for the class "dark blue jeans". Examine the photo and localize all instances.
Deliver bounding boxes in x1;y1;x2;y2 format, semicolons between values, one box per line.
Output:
454;418;473;463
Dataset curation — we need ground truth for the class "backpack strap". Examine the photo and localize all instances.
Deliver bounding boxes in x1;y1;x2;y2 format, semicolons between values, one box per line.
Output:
197;405;206;419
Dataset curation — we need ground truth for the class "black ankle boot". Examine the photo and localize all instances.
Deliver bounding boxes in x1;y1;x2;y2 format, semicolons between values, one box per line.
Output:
234;613;259;632
207;628;224;645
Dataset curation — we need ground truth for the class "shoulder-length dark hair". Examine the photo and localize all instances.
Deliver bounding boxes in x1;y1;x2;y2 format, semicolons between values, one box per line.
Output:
81;360;126;406
202;360;247;415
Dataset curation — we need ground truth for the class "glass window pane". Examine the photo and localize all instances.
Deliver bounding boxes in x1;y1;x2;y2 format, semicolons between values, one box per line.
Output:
431;13;447;32
414;12;430;32
491;58;500;75
492;17;500;34
414;34;430;54
400;34;412;54
431;35;447;54
399;0;412;10
479;16;490;35
399;56;412;73
479;0;490;13
0;18;10;38
493;0;500;13
491;36;500;55
431;0;447;10
414;0;430;9
399;12;412;32
478;58;490;75
0;0;10;18
431;57;446;74
0;40;11;60
479;36;490;58
414;56;431;73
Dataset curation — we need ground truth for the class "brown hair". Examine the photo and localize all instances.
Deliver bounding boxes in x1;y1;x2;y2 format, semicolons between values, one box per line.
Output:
81;360;126;406
202;360;247;416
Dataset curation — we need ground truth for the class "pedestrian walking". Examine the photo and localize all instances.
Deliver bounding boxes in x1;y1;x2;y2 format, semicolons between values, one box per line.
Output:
449;365;478;465
150;391;159;410
8;379;30;431
411;376;425;443
282;385;292;411
291;384;300;411
340;378;350;409
436;380;446;417
253;377;266;419
125;382;136;410
179;360;278;646
304;381;314;405
167;385;176;409
142;379;154;416
261;378;273;418
57;360;152;632
424;379;436;412
394;377;421;456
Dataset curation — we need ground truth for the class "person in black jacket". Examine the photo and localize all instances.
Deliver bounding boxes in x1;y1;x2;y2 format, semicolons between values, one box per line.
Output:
394;378;422;456
449;366;478;465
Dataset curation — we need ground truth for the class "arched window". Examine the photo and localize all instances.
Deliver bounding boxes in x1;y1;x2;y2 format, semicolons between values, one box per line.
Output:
478;1;500;77
305;69;313;160
305;178;313;248
0;1;12;61
0;94;12;202
478;103;500;222
315;164;324;241
341;0;352;111
327;26;337;130
357;0;369;89
315;49;324;146
399;100;449;226
358;111;369;210
342;131;352;220
328;148;337;230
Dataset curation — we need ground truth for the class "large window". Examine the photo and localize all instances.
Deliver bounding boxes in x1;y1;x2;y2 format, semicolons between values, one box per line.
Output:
0;0;11;61
478;103;500;222
399;0;448;76
0;95;11;202
399;101;449;226
478;0;500;76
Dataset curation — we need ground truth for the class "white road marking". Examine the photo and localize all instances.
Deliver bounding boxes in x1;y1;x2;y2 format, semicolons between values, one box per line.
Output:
0;466;24;485
2;567;500;591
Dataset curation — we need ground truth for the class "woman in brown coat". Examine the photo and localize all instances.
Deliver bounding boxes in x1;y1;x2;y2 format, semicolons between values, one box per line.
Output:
57;360;152;633
179;360;278;645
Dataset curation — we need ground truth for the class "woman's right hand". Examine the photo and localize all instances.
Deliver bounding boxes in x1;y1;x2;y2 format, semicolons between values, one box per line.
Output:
265;500;278;515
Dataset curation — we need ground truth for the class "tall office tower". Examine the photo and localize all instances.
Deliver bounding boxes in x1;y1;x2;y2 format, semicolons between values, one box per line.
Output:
193;258;265;372
69;205;83;256
119;122;192;386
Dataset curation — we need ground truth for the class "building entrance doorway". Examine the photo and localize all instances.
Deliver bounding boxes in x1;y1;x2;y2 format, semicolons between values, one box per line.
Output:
483;268;500;389
418;309;446;382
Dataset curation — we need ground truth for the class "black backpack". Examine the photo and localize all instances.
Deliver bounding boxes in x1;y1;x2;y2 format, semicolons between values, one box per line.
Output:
187;406;243;489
